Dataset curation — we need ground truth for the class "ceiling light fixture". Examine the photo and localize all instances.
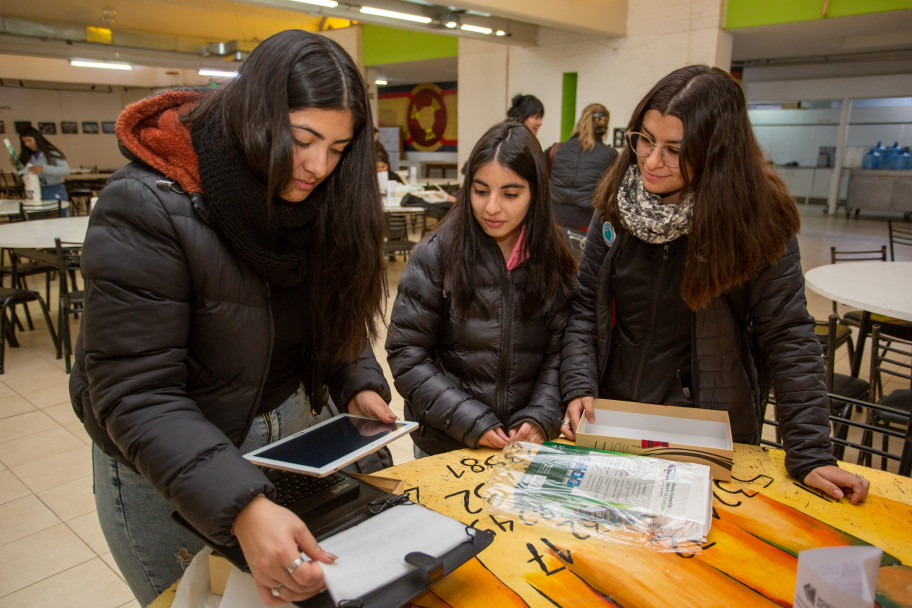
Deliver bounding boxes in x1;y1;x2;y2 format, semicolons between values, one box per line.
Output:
444;21;458;28
360;6;432;24
495;30;506;36
375;79;388;85
199;68;239;78
289;0;339;7
69;59;132;70
460;24;492;35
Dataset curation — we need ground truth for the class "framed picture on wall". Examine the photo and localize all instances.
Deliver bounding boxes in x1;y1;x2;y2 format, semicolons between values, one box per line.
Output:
101;121;116;134
82;121;99;134
61;122;78;134
39;122;57;135
14;121;32;134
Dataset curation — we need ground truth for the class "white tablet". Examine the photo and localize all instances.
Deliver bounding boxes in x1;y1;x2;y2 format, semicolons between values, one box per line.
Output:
244;414;417;477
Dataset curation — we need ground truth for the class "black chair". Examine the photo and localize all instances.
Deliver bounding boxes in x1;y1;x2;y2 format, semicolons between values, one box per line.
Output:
65;188;94;216
859;326;912;473
558;226;587;262
0;287;57;374
819;315;870;459
762;315;870;452
54;238;85;373
19;200;64;221
827;392;911;476
889;220;912;261
0;171;25;198
383;213;415;262
829;246;912;377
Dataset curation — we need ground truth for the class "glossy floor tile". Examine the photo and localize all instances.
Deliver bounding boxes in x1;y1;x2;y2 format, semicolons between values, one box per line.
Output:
0;205;907;606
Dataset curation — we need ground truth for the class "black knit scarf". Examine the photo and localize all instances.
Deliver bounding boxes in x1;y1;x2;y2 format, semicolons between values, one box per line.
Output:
192;112;318;288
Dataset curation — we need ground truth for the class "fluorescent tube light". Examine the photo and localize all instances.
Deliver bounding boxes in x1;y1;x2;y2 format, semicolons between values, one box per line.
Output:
199;68;239;78
289;0;338;6
69;59;132;70
460;24;492;35
360;6;432;24
375;79;388;86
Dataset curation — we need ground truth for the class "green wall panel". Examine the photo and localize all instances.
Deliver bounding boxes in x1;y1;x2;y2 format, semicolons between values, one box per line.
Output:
726;0;912;29
561;73;578;141
363;24;458;66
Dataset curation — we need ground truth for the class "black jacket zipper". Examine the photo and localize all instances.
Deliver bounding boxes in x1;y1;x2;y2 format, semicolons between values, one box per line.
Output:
630;243;671;398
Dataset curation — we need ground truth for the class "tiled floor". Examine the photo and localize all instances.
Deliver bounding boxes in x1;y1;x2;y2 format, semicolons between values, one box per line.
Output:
0;205;908;606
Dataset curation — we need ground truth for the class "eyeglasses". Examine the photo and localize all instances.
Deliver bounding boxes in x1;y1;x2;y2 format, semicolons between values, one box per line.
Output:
626;132;681;168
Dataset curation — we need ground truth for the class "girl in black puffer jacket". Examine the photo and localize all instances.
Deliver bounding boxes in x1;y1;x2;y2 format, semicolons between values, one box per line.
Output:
386;121;577;456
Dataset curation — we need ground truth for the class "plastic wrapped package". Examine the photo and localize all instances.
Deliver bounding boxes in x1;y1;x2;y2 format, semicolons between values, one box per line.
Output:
480;441;713;552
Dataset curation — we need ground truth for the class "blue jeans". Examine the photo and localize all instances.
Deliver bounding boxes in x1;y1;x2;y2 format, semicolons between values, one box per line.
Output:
93;388;315;606
40;183;69;216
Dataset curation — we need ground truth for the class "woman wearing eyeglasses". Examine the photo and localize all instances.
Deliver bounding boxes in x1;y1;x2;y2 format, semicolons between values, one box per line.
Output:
560;65;869;504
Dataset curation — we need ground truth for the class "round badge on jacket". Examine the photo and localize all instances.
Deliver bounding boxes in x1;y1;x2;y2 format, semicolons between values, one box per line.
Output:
602;222;615;247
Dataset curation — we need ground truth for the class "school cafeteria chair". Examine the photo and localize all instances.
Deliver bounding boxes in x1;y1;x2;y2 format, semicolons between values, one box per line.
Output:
383;213;415;262
761;315;869;457
65;187;95;216
0;171;25;199
53;238;84;373
889;220;912;261
18;199;64;221
858;326;912;474
0;284;57;374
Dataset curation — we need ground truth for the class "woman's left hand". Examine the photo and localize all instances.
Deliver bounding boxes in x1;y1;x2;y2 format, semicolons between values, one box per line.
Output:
802;465;870;504
27;166;44;174
508;422;545;444
347;390;397;422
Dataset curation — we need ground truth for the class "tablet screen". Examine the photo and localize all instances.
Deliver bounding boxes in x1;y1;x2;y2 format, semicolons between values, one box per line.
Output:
245;414;416;476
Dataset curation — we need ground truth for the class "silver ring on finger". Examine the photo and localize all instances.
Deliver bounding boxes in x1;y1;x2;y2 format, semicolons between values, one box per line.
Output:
287;552;307;574
561;419;570;426
271;584;283;598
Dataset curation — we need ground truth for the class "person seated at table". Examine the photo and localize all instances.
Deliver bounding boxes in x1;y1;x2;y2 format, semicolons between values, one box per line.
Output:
560;65;870;504
69;30;395;607
507;93;545;138
386;120;576;456
16;125;71;204
376;147;404;184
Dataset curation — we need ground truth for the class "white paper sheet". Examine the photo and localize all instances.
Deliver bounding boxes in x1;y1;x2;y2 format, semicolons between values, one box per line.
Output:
793;546;883;608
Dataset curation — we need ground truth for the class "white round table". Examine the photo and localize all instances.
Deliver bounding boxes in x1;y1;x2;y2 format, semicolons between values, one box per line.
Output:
0;216;90;248
805;261;912;376
805;262;912;323
0;199;71;217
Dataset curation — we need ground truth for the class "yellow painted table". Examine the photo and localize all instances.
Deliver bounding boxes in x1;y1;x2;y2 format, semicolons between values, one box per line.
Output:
151;445;912;608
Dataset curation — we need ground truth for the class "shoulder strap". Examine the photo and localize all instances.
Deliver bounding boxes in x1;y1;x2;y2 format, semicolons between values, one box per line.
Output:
547;142;562;175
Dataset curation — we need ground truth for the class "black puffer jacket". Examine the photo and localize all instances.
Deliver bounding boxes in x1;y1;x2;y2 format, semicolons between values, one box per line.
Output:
386;234;569;454
561;213;836;481
550;136;618;227
69;92;390;545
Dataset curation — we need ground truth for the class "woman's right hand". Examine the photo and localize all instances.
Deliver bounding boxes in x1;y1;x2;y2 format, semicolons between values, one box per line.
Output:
233;495;337;605
562;396;595;441
477;426;510;449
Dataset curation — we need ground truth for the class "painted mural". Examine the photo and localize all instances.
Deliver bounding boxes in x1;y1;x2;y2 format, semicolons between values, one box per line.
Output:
377;81;457;153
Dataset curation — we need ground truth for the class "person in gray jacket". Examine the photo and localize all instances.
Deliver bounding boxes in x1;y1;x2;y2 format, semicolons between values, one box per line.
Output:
386;121;576;456
560;65;869;504
16;125;71;202
69;31;394;606
549;103;618;228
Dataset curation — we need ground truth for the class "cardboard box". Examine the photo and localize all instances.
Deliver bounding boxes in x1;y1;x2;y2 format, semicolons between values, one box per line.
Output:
574;399;734;481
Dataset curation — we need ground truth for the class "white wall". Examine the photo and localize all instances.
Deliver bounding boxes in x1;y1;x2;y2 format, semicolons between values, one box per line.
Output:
1;85;154;171
456;0;732;171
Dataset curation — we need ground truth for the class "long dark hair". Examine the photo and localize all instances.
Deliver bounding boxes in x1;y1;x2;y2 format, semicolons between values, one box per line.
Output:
507;94;544;122
191;30;385;364
18;126;66;166
594;65;799;310
438;120;576;319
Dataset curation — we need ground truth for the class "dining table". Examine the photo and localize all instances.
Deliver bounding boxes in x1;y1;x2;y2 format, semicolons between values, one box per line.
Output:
0;215;90;249
805;261;912;376
0;199;70;217
149;443;912;608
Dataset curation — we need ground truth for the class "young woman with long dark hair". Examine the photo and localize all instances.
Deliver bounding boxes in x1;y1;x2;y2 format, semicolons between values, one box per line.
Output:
560;65;869;504
16;125;71;201
386;120;576;456
70;30;394;606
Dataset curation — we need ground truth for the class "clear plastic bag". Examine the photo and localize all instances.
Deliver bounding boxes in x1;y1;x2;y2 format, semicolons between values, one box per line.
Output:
480;441;712;552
